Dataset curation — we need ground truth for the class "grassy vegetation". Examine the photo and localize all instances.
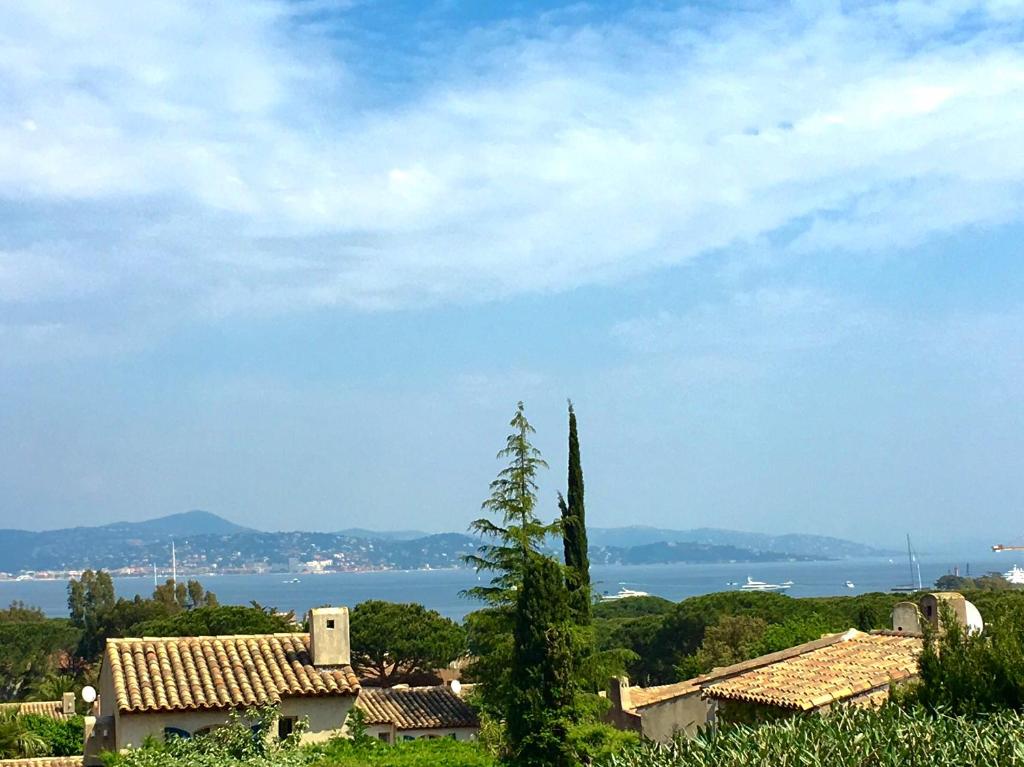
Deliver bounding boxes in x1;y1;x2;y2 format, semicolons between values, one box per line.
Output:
599;706;1024;767
307;738;497;767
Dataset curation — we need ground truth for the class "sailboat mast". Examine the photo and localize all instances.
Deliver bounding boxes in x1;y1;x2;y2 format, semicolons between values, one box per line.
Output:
171;539;177;586
906;534;914;589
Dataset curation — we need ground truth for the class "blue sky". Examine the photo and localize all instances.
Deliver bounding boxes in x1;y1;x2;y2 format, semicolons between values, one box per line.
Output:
1;0;1023;548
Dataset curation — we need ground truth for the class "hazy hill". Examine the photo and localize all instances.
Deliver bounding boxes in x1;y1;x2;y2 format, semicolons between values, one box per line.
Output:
0;511;887;573
97;510;252;536
588;526;890;558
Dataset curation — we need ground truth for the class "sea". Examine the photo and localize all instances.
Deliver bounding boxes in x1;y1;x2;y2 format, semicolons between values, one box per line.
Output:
2;552;1015;621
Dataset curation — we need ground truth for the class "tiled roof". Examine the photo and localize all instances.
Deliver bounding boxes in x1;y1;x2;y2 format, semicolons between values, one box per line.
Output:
356;687;478;730
105;634;359;713
627;680;703;710
702;630;921;711
0;701;68;720
0;759;83;767
620;632;859;711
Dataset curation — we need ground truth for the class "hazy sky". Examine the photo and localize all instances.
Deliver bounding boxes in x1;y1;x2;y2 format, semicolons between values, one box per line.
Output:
1;0;1023;547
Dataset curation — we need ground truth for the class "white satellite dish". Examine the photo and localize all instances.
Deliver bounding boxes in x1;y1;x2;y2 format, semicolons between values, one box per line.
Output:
450;679;462;695
81;685;97;704
965;600;984;636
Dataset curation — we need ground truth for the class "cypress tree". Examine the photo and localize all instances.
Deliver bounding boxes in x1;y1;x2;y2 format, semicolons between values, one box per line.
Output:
508;552;577;767
465;401;555;605
560;401;592;624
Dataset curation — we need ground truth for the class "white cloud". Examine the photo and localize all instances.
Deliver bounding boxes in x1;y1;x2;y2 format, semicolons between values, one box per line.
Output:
1;0;1024;356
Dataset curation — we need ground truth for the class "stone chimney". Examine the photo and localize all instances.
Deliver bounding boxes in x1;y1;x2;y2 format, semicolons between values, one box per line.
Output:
307;607;350;667
919;593;967;631
62;692;76;716
608;676;632;713
891;602;922;634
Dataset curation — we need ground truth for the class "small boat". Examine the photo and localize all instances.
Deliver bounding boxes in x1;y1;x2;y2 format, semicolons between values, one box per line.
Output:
282;577;301;584
601;587;651;601
845;580;855;589
740;577;791;592
1003;565;1024;585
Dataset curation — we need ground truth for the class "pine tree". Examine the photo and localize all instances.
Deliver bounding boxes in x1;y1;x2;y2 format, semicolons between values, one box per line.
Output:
559;401;591;624
464;402;556;605
508;553;577;767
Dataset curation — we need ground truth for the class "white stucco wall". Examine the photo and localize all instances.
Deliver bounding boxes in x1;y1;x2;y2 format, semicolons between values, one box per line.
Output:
366;724;478;744
637;691;714;742
113;696;355;750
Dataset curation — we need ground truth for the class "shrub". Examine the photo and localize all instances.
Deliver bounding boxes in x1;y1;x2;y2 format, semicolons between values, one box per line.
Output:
21;714;85;756
600;705;1024;767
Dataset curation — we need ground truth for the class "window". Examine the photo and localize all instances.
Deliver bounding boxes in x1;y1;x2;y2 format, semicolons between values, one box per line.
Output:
278;716;297;740
377;732;391;743
326;619;335;629
403;735;415;741
163;727;190;741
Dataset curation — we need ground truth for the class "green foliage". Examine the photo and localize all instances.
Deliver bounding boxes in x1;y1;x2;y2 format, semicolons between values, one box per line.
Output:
0;613;80;700
68;569;117;658
560;402;591;626
106;705;308;767
349;600;466;686
565;722;638;765
129;605;293;638
592;597;674;620
508;553;577;767
0;707;48;759
463;607;515;719
105;705;496;767
152;579;219;612
67;571;222;659
688;615;768;675
596;591;907;685
935;573;1020;592
307;736;498;767
899;603;1024;715
21;713;85;756
600;705;1024;767
464;402;556;606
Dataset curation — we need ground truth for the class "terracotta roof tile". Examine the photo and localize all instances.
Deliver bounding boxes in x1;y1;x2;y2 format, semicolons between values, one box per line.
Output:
626;680;703;710
105;634;359;713
0;701;69;720
356;687;478;730
0;759;83;767
702;631;921;711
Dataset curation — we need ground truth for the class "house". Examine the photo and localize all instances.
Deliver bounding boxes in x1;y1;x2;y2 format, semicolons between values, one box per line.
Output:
700;628;921;718
0;694;76;720
83;607;359;764
607;592;980;741
355;685;479;743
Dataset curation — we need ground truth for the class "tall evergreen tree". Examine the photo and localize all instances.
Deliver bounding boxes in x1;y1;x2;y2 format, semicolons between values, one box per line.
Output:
508;553;577;767
559;401;591;624
464;402;556;605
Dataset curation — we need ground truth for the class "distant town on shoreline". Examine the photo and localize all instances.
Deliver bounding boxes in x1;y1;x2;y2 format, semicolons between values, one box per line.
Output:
0;510;893;580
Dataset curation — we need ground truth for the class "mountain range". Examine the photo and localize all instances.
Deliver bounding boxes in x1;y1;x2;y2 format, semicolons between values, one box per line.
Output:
0;511;890;574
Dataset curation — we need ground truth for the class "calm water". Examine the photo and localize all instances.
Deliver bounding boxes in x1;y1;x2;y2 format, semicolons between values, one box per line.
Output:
2;554;1014;621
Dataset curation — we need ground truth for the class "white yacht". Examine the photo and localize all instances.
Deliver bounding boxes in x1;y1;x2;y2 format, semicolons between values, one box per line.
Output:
602;587;651;600
739;576;791;592
1003;565;1024;585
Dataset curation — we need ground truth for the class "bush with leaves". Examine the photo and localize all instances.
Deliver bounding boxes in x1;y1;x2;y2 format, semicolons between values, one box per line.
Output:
103;705;307;767
896;602;1024;715
21;713;85;757
600;705;1024;767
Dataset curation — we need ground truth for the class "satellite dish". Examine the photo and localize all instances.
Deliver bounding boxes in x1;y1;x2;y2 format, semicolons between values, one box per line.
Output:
965;600;984;636
81;685;97;704
450;679;462;695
